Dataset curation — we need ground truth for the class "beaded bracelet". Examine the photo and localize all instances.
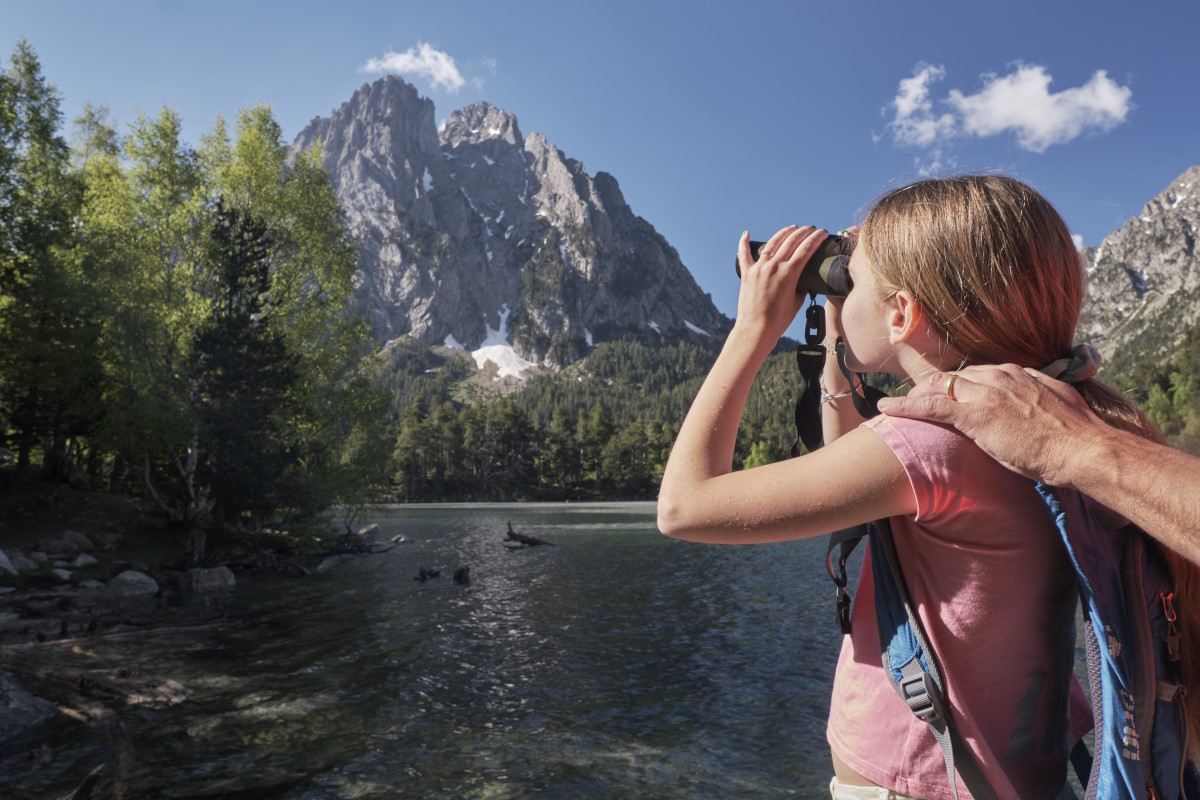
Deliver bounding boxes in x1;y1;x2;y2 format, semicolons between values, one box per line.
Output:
820;376;852;405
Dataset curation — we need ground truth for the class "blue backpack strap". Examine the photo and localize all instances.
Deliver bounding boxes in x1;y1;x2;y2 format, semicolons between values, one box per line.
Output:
869;518;1000;800
1035;483;1198;800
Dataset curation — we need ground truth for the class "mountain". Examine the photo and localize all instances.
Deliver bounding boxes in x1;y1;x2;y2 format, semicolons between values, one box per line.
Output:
291;76;729;373
1078;165;1200;375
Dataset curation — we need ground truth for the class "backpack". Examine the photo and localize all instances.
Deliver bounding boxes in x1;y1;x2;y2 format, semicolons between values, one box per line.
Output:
827;484;1199;799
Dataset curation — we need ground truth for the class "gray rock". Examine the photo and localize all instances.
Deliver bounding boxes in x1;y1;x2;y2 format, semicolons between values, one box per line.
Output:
1078;165;1200;366
36;538;79;559
187;566;236;593
96;532;123;550
357;523;380;537
79;579;104;590
0;670;56;743
51;568;72;582
104;570;159;598
29;551;48;563
10;554;38;573
61;530;95;550
71;553;99;568
0;548;15;576
316;554;354;573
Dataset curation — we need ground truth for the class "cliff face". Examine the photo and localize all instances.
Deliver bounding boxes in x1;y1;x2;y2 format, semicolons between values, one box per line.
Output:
1078;166;1200;371
292;76;729;370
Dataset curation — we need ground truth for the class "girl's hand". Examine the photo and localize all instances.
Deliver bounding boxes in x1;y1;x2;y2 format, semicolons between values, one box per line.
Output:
733;225;827;348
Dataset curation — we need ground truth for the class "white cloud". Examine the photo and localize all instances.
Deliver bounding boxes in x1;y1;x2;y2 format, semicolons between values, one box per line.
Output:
361;43;466;93
887;64;957;148
883;63;1132;153
948;66;1131;153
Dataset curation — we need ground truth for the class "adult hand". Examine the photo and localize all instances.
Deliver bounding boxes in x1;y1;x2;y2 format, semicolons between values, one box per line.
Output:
734;226;827;350
876;363;1103;487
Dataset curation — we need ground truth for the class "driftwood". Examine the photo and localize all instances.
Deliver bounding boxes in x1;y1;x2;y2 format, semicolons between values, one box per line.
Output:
1;649;189;798
505;521;554;548
57;764;106;800
0;652;191;708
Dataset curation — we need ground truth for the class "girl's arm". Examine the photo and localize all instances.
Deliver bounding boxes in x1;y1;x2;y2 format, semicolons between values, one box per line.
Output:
658;226;915;544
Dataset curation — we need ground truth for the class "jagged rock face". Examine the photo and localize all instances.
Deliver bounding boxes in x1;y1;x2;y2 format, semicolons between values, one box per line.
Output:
292;76;730;368
1078;166;1200;367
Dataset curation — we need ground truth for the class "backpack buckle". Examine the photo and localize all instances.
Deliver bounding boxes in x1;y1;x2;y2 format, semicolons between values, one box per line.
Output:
900;672;946;727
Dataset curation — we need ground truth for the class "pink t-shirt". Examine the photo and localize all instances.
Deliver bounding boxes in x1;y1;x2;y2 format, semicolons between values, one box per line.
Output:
826;415;1091;800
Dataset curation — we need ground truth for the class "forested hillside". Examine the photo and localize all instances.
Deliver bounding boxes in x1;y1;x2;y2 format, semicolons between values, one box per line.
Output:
377;336;821;501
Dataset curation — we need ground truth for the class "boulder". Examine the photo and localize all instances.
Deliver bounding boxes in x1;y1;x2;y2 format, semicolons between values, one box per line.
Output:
104;570;159;598
0;548;15;576
79;579;104;590
51;568;72;583
357;523;381;538
186;566;236;593
10;554;38;573
71;553;99;569
36;538;79;559
0;670;56;743
61;530;94;551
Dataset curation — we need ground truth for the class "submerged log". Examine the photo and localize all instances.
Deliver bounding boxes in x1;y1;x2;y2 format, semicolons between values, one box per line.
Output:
504;521;554;547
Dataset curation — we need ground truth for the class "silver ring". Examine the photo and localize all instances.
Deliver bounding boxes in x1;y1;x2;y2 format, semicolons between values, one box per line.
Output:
760;249;774;257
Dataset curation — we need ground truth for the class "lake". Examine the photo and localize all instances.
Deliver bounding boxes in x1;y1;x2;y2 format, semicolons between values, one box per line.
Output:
4;502;862;799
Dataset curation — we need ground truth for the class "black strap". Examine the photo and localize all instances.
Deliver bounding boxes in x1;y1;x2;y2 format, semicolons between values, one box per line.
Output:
794;344;826;457
825;526;868;634
790;303;885;457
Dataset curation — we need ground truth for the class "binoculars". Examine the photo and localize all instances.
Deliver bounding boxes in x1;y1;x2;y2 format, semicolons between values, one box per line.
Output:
734;234;852;298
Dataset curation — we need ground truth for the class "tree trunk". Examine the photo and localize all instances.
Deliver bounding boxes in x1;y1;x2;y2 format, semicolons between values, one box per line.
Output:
16;426;35;477
186;526;206;567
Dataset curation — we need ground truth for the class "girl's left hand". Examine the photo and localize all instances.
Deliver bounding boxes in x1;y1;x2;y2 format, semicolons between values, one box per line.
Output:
734;225;828;345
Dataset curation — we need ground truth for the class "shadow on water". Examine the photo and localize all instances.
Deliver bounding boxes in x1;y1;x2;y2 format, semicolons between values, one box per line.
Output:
2;503;856;799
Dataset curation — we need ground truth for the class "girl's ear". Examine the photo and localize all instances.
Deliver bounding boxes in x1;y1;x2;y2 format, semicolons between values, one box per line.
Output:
886;289;925;345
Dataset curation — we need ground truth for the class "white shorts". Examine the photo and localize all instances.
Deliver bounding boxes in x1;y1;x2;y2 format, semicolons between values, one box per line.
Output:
828;777;921;800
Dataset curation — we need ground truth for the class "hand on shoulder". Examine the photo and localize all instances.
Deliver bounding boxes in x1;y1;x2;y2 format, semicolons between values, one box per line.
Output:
876;364;1104;487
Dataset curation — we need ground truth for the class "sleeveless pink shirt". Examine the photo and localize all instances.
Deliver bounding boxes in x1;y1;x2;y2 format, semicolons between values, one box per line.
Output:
826;415;1091;800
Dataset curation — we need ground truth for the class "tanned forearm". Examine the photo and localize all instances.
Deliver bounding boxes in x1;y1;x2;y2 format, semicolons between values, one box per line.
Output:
1068;425;1200;566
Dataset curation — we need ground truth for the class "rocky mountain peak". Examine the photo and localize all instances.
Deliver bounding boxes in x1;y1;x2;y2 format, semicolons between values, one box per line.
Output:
292;76;729;375
1078;165;1200;371
441;102;523;147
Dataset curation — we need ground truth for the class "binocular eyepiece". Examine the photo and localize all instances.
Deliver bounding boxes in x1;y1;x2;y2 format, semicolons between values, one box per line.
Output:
734;234;852;298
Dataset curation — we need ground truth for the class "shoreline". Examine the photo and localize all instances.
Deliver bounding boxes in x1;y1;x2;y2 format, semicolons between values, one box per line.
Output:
0;477;393;776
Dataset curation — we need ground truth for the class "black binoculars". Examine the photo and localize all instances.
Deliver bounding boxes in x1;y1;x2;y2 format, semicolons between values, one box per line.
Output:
734;234;852;298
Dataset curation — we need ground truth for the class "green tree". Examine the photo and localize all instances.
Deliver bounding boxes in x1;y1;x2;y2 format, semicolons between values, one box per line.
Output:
192;203;299;537
0;40;97;478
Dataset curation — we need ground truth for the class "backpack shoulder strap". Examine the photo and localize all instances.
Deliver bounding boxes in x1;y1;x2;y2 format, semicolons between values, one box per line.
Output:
869;518;1000;800
1035;482;1200;800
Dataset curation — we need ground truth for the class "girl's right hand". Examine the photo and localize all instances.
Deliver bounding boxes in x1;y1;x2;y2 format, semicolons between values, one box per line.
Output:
733;225;828;349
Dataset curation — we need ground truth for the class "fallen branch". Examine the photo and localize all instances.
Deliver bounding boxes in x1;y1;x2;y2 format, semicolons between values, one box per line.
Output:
504;521;554;547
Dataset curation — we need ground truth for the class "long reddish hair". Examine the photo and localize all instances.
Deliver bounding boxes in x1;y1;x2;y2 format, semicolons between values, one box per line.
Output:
861;174;1200;759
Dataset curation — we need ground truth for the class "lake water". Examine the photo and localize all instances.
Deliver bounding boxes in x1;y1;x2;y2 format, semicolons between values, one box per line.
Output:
4;503;862;799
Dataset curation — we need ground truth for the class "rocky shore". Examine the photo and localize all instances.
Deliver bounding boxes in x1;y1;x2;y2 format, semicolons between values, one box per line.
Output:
0;478;392;794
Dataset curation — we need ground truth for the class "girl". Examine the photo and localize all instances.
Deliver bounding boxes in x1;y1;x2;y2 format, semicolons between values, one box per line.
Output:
658;175;1198;799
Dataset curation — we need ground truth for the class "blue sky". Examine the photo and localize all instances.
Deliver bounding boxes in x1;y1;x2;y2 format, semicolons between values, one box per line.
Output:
6;0;1199;326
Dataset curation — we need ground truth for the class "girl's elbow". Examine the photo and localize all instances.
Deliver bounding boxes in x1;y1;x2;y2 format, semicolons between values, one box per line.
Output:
656;492;688;539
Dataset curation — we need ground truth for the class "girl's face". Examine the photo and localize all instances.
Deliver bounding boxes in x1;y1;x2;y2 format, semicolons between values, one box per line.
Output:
837;241;900;375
